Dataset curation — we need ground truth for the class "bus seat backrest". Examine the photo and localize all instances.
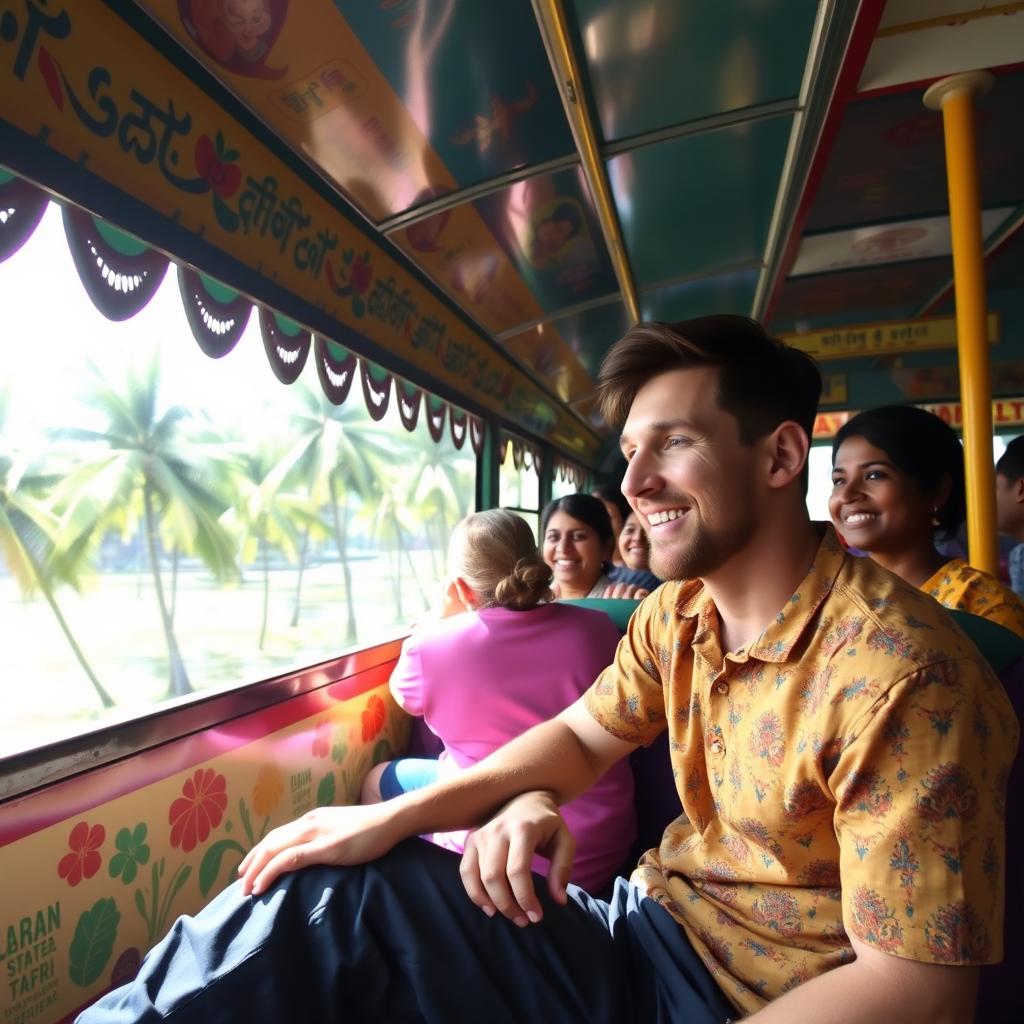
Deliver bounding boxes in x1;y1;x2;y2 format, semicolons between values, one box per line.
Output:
560;597;640;633
975;654;1024;1023
946;609;1024;674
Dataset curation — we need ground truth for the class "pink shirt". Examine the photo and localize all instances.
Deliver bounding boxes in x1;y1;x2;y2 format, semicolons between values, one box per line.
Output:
390;602;635;891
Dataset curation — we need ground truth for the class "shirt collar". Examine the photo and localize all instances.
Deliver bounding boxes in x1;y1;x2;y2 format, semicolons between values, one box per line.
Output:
673;524;847;664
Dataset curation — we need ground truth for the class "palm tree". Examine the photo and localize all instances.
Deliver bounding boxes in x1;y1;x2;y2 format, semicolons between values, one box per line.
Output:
50;358;238;698
406;436;474;581
369;483;431;619
281;384;395;645
221;444;320;649
0;393;114;708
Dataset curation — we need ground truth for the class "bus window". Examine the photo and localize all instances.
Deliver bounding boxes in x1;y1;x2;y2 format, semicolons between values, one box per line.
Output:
499;432;541;540
551;457;588;501
0;200;475;757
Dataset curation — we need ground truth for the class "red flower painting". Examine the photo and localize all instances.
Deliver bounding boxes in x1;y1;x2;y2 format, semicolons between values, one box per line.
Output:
349;253;373;295
169;768;228;852
194;134;242;199
361;694;386;743
57;821;106;887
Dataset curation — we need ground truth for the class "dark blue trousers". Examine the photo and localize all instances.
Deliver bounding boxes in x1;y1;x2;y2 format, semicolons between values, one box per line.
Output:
77;840;736;1023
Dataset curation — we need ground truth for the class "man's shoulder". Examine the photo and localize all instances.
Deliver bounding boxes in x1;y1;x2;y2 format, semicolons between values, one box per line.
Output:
821;554;979;669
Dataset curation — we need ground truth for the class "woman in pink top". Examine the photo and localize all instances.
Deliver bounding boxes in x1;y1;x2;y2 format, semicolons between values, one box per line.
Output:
361;508;635;892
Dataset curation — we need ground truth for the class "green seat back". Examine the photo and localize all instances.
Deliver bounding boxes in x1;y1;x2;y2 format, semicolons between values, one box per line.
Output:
561;597;639;633
947;609;1024;673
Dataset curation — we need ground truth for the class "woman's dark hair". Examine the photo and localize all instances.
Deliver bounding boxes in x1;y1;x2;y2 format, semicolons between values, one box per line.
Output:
540;493;614;546
590;483;630;530
832;405;967;539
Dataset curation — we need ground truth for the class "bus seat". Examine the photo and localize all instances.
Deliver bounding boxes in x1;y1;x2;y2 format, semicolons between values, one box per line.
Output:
560;597;640;633
946;609;1024;674
975;655;1024;1023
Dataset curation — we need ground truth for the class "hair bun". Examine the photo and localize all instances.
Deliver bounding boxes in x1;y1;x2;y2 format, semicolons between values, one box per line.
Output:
493;556;553;610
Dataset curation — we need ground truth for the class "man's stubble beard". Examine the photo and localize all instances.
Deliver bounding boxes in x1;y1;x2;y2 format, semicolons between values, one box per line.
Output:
649;505;759;582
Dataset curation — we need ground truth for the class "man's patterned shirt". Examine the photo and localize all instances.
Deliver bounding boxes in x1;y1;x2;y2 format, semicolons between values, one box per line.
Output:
584;527;1018;1015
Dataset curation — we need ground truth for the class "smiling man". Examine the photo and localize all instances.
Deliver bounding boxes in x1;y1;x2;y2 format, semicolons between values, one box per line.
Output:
80;317;1016;1024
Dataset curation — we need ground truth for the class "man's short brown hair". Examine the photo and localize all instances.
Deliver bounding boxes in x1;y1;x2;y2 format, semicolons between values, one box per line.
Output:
598;315;822;447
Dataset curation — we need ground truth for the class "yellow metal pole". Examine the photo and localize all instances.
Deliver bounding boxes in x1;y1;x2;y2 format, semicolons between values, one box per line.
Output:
924;72;997;575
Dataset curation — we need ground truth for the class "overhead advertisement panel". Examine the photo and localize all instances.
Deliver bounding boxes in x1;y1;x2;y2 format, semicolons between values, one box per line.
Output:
791;209;1013;277
783;314;1000;361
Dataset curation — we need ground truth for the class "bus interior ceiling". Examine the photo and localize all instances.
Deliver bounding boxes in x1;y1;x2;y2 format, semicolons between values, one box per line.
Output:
1;4;1024;1021
1;1;1022;471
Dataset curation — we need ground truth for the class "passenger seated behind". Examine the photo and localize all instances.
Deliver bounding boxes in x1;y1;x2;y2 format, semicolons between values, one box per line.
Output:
591;482;631;568
361;508;635;892
608;511;661;593
995;435;1024;599
542;493;649;599
830;404;1024;638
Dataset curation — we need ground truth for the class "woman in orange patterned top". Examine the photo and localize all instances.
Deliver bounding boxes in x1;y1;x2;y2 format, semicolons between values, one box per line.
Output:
830;404;1024;639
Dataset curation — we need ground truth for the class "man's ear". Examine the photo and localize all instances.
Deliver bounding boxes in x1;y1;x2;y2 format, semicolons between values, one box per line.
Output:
763;421;810;490
1014;477;1024;505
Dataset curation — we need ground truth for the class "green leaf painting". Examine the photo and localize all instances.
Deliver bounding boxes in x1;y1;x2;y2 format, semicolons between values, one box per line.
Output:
316;771;336;807
199;838;246;899
69;898;120;987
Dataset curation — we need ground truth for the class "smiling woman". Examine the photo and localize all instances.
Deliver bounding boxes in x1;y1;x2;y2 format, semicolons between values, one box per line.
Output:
830;405;1024;639
540;493;614;599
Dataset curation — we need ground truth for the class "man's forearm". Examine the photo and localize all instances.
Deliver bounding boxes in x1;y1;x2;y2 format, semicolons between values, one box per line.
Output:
389;716;604;838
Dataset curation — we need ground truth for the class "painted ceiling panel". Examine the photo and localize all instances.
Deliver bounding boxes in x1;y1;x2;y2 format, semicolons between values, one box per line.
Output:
569;0;816;142
335;0;575;200
473;167;619;315
390;200;549;335
137;1;573;223
609;115;793;286
640;268;758;323
389;166;616;338
504;300;631;382
805;70;1024;232
499;321;601;405
770;259;954;332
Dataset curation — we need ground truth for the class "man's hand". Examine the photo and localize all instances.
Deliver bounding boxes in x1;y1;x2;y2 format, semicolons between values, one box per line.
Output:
238;802;404;896
601;581;649;599
459;791;575;926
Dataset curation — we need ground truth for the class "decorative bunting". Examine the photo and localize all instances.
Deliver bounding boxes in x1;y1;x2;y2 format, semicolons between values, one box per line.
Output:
62;204;169;321
177;266;252;357
395;378;422;431
469;416;486;456
313;336;357;406
0;168;545;462
359;359;393;422
555;457;586;490
258;307;311;385
449;407;468;450
0;173;49;263
425;395;447;443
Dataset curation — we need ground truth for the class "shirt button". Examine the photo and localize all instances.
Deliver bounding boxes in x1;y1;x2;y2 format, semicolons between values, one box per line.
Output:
715;681;729;695
709;741;724;755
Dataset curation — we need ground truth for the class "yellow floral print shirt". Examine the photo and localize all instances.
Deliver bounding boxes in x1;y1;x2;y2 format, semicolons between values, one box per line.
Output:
584;527;1017;1015
922;558;1024;640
